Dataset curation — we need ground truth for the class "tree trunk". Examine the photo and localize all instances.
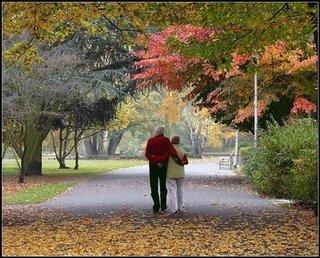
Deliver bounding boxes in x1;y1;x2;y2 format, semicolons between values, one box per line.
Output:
62;129;70;165
226;138;233;148
21;124;47;177
2;143;9;159
58;129;67;168
12;143;23;159
58;128;63;163
92;133;98;153
222;138;227;149
83;131;99;156
97;131;105;154
103;131;109;150
194;136;203;158
58;159;69;169
84;138;99;156
73;129;84;170
74;129;79;170
56;128;70;169
107;132;124;155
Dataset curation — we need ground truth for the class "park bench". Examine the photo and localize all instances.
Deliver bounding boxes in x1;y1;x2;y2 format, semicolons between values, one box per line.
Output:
219;153;234;169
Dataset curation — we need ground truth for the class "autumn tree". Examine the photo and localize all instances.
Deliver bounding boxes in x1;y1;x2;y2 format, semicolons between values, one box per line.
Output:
40;26;135;165
103;100;136;155
2;38;86;180
3;2;318;157
4;3;317;63
133;89;236;157
206;41;318;132
129;3;317;132
132;23;317;133
2;3;141;141
112;89;180;157
2;35;126;180
102;3;318;65
69;24;139;157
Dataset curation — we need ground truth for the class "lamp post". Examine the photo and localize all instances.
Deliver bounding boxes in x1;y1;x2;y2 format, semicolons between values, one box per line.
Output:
234;129;239;165
252;54;260;148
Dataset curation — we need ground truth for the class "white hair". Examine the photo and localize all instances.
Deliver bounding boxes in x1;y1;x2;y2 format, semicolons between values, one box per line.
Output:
155;126;165;135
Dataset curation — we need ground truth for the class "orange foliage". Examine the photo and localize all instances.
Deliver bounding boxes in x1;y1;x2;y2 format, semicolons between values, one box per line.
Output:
234;101;268;124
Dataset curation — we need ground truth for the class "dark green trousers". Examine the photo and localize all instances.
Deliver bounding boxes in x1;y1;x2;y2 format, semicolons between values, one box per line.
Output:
149;162;168;211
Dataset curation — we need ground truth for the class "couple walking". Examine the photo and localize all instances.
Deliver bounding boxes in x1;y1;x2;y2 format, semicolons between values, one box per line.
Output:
145;126;189;214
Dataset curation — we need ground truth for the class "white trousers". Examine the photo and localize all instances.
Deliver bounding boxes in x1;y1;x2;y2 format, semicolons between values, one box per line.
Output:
167;177;184;211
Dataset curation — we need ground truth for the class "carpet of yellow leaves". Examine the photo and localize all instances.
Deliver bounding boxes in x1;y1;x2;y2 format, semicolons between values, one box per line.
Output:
2;206;318;256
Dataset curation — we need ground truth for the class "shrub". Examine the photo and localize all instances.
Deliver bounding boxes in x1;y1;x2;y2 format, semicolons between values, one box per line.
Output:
289;148;317;205
239;140;254;149
242;118;318;205
239;146;252;156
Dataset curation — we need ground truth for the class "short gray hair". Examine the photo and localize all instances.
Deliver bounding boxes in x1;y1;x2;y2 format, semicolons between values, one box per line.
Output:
155;126;165;135
171;135;180;144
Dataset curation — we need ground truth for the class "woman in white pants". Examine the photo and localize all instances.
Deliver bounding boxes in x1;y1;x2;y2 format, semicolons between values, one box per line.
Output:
166;136;189;213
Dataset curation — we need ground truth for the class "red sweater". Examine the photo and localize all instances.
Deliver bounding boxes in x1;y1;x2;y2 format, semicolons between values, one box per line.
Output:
145;134;181;164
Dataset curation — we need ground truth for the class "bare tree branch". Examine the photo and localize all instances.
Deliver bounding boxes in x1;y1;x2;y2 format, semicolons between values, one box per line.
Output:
90;56;139;71
64;129;85;158
267;3;288;22
79;129;105;141
50;130;59;160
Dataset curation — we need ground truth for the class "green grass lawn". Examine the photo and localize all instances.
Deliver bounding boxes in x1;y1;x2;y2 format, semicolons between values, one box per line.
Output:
2;158;147;205
2;158;147;176
2;182;74;204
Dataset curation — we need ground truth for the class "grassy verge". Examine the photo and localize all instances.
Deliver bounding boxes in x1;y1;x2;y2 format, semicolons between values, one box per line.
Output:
1;159;146;176
2;182;74;205
2;159;146;205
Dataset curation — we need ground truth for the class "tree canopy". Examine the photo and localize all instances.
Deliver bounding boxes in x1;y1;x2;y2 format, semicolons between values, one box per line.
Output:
3;2;318;64
2;2;318;139
132;23;317;131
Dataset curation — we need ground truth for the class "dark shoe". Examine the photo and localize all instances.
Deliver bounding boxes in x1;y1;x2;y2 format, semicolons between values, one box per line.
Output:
161;206;167;212
153;208;159;213
153;204;160;212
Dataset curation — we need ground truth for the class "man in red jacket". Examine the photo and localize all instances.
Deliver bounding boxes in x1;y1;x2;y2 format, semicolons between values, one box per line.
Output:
145;126;183;213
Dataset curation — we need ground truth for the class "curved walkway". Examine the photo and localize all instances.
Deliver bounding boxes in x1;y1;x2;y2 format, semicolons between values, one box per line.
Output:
4;161;317;256
41;161;285;217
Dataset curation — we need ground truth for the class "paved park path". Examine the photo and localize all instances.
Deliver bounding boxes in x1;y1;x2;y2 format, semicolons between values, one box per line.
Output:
4;161;318;256
41;161;286;218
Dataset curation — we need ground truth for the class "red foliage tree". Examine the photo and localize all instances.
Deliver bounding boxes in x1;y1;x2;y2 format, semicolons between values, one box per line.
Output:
132;24;248;91
133;26;317;129
291;98;317;115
